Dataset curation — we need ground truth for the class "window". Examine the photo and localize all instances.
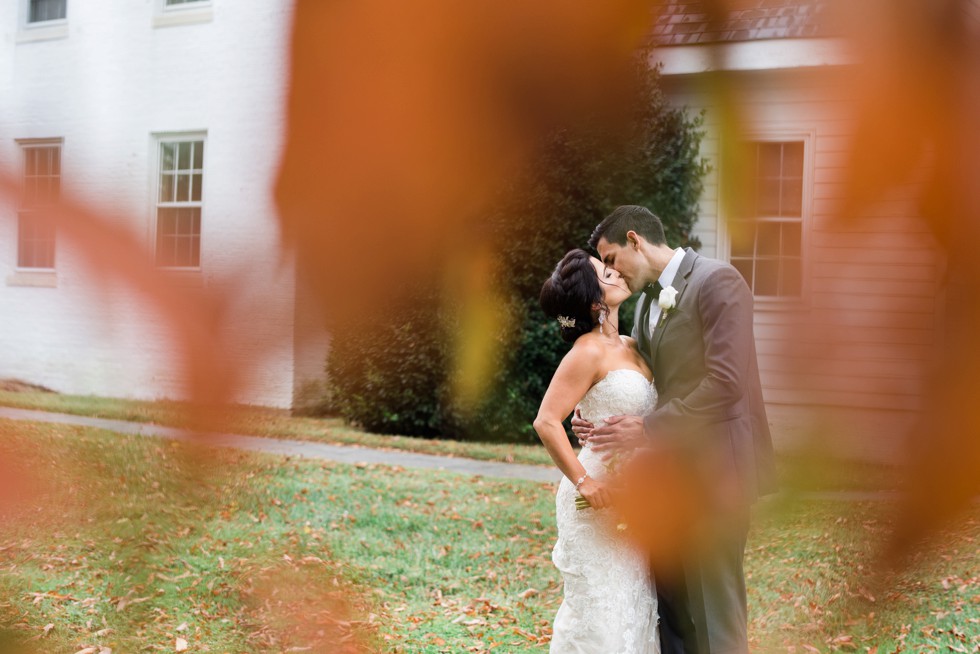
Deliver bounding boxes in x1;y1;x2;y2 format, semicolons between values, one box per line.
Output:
729;141;805;298
153;0;212;30
17;141;62;269
155;138;205;268
28;0;66;23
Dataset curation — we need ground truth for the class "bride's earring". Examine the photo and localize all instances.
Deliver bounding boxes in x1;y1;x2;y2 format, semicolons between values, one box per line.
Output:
598;310;606;335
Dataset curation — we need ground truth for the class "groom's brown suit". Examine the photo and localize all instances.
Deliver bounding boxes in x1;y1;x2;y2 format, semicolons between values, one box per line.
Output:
633;248;777;654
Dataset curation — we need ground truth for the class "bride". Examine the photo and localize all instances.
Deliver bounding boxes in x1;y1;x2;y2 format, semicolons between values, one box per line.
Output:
533;248;660;653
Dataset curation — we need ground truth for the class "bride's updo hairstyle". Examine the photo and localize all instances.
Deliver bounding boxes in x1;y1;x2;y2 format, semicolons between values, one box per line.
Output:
540;249;604;344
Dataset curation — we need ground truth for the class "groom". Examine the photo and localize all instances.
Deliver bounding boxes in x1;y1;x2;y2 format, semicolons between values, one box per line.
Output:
574;205;776;654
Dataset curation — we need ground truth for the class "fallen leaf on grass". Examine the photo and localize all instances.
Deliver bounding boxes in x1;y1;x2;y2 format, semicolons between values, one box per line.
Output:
175;637;188;652
115;595;152;612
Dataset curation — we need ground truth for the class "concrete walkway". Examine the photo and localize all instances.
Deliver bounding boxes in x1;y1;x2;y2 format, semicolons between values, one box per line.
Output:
0;406;563;484
0;406;914;501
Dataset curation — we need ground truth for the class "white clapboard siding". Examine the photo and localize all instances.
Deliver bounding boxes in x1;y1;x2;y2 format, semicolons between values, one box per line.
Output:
661;65;942;413
756;338;934;363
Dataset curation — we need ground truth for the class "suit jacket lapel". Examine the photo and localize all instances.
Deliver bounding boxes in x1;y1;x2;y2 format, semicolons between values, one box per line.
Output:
651;248;698;365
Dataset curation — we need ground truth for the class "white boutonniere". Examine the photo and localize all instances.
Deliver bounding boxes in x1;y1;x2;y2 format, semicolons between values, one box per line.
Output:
657;285;678;327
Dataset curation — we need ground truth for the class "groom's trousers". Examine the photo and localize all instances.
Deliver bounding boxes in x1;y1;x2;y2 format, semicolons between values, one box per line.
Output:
653;508;749;654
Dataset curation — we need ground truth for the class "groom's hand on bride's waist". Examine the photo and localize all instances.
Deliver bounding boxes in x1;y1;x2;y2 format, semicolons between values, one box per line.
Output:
588;415;645;452
570;409;594;447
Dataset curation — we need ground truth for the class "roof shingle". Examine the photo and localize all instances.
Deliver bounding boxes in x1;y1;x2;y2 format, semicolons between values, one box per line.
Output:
650;0;834;46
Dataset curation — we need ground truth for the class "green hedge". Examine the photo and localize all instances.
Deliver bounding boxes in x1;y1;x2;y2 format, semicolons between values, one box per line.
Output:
322;60;709;442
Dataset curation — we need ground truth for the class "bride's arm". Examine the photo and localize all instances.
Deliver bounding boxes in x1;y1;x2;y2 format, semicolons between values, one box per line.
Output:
532;341;610;508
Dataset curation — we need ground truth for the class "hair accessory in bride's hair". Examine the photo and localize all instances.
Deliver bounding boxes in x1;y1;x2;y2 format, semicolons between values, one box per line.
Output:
556;315;576;329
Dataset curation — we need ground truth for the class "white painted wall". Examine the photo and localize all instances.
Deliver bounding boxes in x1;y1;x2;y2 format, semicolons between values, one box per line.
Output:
0;0;306;407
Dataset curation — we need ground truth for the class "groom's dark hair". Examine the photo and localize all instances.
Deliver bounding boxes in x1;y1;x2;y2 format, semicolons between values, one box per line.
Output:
588;205;667;250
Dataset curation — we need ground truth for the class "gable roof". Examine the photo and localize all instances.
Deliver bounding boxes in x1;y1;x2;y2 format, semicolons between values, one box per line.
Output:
650;0;835;47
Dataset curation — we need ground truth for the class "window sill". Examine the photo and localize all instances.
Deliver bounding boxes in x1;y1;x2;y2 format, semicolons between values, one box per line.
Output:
7;270;57;287
16;22;69;43
153;6;213;28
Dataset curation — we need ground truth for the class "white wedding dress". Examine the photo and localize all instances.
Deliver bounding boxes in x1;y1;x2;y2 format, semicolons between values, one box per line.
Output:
550;369;660;654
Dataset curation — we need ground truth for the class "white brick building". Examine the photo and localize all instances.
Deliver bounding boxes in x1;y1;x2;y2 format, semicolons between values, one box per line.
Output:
0;0;328;408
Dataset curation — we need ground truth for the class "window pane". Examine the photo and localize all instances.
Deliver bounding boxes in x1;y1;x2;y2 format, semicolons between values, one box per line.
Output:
177;142;191;170
732;258;753;291
36;177;50;204
754;259;779;296
156;207;200;267
176;174;191;202
157;209;177;264
162;143;177;172
756;222;781;257
192;141;204;169
36;149;50;175
23;178;36;206
757;143;782;178
30;0;67;22
729;221;755;257
158;208;176;235
780;258;802;296
782;142;805;177
782;222;802;257
178;235;192;267
781;179;803;217
18;211;55;268
183;209;193;231
191;174;203;201
160;174;175;202
757;178;781;216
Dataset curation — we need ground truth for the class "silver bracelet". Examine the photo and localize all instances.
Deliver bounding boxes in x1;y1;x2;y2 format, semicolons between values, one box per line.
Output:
574;473;589;490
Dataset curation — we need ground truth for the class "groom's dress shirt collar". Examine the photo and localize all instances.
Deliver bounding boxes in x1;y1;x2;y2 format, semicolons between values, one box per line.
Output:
658;247;686;289
648;247;686;336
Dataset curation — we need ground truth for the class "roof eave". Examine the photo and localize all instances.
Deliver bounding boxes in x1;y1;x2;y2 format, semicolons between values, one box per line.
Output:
651;37;856;75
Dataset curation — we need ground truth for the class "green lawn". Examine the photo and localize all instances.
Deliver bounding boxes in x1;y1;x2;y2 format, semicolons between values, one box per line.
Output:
0;419;558;652
2;418;978;652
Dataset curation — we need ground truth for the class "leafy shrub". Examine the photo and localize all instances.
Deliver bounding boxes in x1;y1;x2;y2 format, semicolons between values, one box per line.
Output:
324;59;709;442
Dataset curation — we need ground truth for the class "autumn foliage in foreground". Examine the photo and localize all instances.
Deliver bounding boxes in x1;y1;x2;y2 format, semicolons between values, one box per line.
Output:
2;0;980;650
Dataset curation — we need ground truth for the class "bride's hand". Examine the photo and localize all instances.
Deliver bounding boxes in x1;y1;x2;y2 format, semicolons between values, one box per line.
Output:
577;477;611;510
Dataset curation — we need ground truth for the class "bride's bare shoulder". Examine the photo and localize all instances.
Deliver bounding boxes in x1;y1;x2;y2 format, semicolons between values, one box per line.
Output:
568;332;604;353
559;333;605;368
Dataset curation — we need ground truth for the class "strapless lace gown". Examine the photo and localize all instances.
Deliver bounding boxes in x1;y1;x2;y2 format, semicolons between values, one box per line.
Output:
550;369;660;654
